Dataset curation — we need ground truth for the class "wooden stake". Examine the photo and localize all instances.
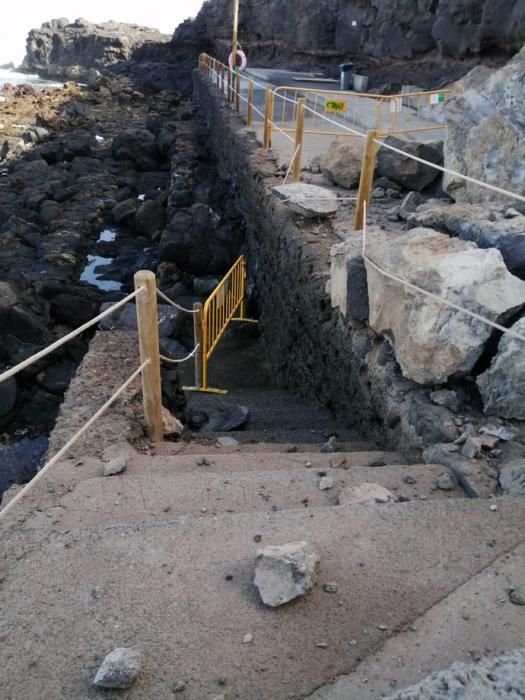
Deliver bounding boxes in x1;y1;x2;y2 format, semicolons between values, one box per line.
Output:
232;0;240;71
235;71;241;113
292;98;306;183
354;129;380;231
134;271;163;442
247;79;254;127
263;86;275;150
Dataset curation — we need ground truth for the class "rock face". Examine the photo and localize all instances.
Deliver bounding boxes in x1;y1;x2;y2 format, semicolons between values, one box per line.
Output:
477;317;525;419
254;541;320;607
365;227;525;384
444;46;525;203
177;0;525;62
22;18;170;79
385;648;525;700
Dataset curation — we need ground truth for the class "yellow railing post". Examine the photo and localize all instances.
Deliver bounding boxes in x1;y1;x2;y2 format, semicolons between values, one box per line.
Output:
292;97;306;183
193;302;204;390
201;309;209;391
227;68;232;103
247;79;254;127
354;129;380;231
134;271;163;442
263;86;275;150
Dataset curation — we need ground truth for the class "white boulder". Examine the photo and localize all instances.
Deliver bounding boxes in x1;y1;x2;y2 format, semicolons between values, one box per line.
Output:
254;541;320;607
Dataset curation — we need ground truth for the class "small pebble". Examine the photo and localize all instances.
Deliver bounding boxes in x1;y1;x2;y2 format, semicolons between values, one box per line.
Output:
377;624;388;631
323;582;338;593
509;588;525;606
173;680;187;693
196;456;211;466
225;574;233;581
403;475;416;485
315;642;328;648
253;534;262;543
305;461;312;468
490;504;498;511
319;476;334;491
243;633;253;644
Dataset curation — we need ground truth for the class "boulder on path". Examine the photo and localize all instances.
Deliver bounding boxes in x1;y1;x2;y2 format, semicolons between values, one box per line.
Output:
477;317;525;419
315;137;363;190
254;541;320;607
93;647;141;690
365;227;525;384
407;201;525;278
444;47;525;204
338;483;397;505
272;183;338;218
376;136;443;192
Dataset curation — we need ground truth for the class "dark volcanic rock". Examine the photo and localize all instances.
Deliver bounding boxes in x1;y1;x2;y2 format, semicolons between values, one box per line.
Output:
22;18;170;78
111;129;160;170
0;437;48;495
376;137;443;192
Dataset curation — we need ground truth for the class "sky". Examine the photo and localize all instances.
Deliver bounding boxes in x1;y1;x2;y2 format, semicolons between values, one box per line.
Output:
0;1;205;66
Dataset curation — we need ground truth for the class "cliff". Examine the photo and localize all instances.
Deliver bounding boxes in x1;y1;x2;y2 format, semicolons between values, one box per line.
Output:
22;18;170;78
175;0;525;62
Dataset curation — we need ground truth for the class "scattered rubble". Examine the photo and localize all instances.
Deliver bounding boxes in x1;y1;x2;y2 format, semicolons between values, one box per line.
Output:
93;647;141;689
254;541;320;607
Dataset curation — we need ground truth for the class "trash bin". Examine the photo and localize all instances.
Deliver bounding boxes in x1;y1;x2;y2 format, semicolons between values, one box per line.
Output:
353;74;369;92
339;63;354;91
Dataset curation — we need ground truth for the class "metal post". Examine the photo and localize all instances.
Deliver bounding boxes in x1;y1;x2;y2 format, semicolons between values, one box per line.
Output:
292;98;306;183
263;86;275;151
247;79;254;127
354;129;380;231
201;309;209;391
193;302;203;390
134;271;163;442
227;69;232;103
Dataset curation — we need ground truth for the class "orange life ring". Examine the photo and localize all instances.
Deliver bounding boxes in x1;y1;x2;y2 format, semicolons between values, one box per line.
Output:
228;49;247;73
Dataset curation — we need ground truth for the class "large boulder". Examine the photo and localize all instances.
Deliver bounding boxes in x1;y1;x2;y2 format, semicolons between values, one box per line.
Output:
159;204;240;275
477;316;525;419
365;227;525;384
444;47;525;203
316;138;363;190
111;129;159;171
376;136;443;192
407;201;525;278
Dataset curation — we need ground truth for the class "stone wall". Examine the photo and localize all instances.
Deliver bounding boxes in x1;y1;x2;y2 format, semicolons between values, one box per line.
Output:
192;72;462;452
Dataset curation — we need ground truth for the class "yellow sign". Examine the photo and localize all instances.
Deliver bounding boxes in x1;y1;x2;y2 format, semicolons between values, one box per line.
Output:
325;99;348;114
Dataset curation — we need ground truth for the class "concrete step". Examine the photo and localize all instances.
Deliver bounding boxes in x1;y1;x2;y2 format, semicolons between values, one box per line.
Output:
2;498;525;700
26;463;461;531
158;439;376;455
51;450;408;483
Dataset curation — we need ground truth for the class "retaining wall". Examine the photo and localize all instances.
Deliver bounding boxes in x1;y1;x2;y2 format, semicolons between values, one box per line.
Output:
193;72;460;452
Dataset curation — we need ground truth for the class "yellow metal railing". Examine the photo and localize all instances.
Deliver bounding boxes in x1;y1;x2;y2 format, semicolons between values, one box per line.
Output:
186;255;256;393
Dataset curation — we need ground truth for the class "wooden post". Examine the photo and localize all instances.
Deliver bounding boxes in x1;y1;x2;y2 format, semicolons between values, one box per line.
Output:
292;98;306;183
232;0;240;72
263;86;275;150
247;79;254;127
134;271;163;442
354;129;380;231
193;302;204;390
235;71;241;113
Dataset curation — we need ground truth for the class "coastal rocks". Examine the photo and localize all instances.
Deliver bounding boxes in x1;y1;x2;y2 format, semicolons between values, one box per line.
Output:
160;204;241;275
477;317;525;419
314;138;362;190
376;136;443;192
254;541;320;607
444;46;525;203
23;18;170;78
499;460;525;495
0;437;48;496
111;129;160;171
365;227;525;384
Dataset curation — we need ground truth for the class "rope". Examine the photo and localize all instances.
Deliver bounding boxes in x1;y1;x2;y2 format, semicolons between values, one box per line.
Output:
372;137;525;204
0;360;150;521
283;145;301;185
160;343;200;364
156;288;199;314
361;204;525;344
0;288;144;385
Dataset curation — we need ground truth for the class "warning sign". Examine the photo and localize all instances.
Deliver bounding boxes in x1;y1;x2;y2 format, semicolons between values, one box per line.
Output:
325;99;348;113
429;92;446;105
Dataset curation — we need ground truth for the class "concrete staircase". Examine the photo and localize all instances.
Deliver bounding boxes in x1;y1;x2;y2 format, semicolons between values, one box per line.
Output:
1;376;525;698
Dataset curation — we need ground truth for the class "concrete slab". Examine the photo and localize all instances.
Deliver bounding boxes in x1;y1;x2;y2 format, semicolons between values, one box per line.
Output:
308;542;525;699
272;183;339;218
1;499;524;699
22;463;460;530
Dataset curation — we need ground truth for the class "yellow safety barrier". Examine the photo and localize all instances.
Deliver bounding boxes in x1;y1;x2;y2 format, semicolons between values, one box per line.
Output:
185;255;257;394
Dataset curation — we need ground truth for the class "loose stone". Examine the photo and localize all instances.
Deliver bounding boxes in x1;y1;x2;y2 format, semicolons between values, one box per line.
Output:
243;633;253;644
93;647;141;689
323;582;338;593
103;456;127;477
319;476;334;491
254;541;320;607
436;473;454;491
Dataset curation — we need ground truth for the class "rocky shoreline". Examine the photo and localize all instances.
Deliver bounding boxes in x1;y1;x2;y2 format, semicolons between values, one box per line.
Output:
0;57;245;492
